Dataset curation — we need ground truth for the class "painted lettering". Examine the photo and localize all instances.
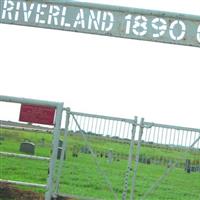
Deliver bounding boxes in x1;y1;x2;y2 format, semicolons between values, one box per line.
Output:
60;7;71;27
35;4;47;24
88;10;101;30
73;9;85;29
2;0;15;20
48;5;60;25
22;2;35;22
101;12;114;31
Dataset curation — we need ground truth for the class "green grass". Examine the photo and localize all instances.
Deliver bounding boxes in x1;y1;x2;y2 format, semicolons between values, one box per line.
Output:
0;127;200;200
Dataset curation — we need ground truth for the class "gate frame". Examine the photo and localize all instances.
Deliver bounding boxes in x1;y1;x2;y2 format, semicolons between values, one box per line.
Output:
0;95;64;200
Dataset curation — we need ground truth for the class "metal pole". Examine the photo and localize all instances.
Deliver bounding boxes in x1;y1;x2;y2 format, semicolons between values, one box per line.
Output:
0;95;61;107
55;107;71;194
122;117;137;200
130;118;144;200
0;151;50;161
0;179;47;188
45;103;64;200
190;135;200;148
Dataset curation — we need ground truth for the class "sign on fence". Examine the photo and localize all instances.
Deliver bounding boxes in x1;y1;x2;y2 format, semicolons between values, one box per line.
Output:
19;104;56;125
0;0;200;47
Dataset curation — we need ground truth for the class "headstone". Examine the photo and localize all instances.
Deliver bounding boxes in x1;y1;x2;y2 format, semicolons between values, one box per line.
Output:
57;147;66;160
80;146;90;154
0;136;5;141
108;149;113;164
167;160;172;168
105;153;108;158
72;146;79;157
117;155;120;162
96;151;100;157
58;139;63;148
114;153;120;162
19;142;35;155
185;159;191;173
100;152;104;158
146;158;151;165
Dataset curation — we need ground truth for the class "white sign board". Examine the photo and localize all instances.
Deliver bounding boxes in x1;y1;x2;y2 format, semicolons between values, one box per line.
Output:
1;0;200;47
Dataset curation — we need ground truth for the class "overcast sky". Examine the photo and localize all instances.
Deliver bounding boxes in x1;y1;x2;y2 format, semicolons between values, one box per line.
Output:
0;0;200;128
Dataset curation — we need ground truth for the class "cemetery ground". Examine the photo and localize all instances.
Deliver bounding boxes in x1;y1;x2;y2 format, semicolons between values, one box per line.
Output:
0;127;200;200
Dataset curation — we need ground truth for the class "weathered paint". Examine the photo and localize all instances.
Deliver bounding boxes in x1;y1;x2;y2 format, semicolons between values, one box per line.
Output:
0;0;200;47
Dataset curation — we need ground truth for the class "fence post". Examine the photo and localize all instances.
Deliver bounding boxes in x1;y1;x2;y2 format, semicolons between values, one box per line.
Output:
130;118;144;200
122;117;137;200
55;107;71;194
45;103;64;200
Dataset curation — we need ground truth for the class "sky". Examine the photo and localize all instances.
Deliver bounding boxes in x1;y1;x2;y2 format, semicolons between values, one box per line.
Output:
0;0;200;129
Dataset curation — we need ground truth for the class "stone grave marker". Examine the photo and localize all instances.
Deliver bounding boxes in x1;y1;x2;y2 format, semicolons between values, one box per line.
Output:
0;136;5;141
19;142;35;155
72;145;79;157
58;139;63;147
80;146;90;154
0;136;4;145
108;149;113;164
57;147;66;160
185;159;191;173
116;153;120;162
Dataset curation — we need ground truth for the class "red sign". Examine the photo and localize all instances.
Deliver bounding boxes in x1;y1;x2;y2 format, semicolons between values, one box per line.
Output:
19;104;56;125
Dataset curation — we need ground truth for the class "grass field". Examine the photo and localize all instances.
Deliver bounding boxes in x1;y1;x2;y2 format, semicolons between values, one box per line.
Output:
0;127;200;200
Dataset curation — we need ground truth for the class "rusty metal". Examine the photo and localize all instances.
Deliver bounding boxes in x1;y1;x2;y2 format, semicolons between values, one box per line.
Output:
0;0;200;47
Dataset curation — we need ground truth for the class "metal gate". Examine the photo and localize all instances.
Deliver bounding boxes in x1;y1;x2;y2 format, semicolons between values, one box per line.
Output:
130;121;200;200
55;110;140;200
55;111;200;200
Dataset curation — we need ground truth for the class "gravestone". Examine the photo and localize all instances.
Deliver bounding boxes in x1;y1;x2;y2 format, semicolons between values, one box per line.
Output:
57;147;66;160
108;149;113;164
0;136;4;145
72;145;79;157
105;153;108;158
80;146;90;154
0;136;5;141
185;159;191;173
100;152;104;158
58;139;63;147
116;154;120;161
146;158;151;165
19;142;35;155
96;151;99;157
114;153;120;161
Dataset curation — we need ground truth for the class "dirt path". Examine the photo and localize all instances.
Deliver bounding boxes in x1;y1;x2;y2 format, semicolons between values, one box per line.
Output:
0;183;74;200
